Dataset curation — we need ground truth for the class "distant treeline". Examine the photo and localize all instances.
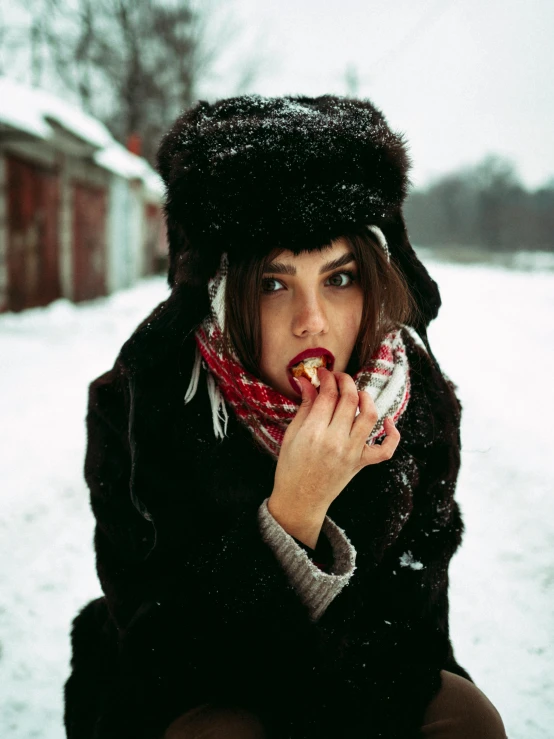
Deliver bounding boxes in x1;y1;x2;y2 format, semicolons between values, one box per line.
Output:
404;155;554;251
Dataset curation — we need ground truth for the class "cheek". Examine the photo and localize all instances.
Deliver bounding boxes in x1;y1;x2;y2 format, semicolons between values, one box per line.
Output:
259;306;282;368
342;297;364;337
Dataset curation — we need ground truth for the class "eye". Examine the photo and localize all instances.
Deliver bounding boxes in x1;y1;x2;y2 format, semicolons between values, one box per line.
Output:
261;270;357;294
261;277;283;294
327;270;356;288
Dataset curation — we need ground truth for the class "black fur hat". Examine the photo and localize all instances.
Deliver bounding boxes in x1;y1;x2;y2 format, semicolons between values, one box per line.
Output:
156;94;441;335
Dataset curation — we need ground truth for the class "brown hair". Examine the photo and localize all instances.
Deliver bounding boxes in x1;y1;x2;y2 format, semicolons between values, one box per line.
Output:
223;228;421;376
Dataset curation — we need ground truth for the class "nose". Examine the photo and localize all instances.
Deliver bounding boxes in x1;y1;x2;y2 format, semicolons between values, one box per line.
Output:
292;292;329;337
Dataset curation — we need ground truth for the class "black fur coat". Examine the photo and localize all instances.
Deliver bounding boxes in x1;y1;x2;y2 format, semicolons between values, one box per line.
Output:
64;287;472;739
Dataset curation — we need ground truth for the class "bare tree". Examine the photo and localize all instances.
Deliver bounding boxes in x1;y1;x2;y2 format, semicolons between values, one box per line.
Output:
344;64;359;97
473;156;525;250
40;0;197;162
0;9;33;79
14;0;253;164
405;155;554;252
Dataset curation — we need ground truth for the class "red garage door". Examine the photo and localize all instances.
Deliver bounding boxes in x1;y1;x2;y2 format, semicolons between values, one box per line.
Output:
6;155;61;312
72;181;107;302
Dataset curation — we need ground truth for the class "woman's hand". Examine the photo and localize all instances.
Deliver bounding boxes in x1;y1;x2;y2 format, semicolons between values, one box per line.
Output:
268;367;400;545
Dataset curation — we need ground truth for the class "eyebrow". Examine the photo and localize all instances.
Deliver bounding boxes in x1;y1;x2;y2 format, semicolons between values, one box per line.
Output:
263;251;357;276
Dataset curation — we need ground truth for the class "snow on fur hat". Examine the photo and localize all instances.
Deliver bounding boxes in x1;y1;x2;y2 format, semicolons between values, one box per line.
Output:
156;93;441;334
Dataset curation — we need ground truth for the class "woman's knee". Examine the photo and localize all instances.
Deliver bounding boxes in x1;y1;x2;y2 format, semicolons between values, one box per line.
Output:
163;703;267;739
420;670;507;738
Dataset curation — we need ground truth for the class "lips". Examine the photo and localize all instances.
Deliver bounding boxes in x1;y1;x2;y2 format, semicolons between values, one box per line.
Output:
287;348;335;371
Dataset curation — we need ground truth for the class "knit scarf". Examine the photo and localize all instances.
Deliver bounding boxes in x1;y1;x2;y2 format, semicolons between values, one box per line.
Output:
184;252;414;461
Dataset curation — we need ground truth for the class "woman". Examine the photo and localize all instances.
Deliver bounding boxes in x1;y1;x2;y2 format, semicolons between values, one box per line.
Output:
64;95;507;739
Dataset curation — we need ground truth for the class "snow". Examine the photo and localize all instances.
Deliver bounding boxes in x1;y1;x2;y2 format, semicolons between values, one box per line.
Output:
0;76;163;195
399;551;425;570
0;76;111;149
94;141;164;197
1;255;553;738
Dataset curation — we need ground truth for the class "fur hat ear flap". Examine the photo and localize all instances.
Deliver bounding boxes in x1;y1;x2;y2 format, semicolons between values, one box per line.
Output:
377;212;446;376
169;240;221;290
165;214;189;287
384;212;442;331
165;211;222;291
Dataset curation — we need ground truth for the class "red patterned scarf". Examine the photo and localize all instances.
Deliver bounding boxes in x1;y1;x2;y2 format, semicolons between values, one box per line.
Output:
184;251;414;460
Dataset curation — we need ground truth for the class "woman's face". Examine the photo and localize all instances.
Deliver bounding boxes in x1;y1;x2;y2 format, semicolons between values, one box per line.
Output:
259;237;364;401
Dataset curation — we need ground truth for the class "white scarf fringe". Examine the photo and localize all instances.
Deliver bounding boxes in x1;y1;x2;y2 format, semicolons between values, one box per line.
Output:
185;344;229;440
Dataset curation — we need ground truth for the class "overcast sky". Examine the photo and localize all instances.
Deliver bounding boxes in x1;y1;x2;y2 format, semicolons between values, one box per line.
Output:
4;0;552;190
204;0;554;189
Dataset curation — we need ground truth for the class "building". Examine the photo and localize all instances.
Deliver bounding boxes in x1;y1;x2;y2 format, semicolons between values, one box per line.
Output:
0;77;166;313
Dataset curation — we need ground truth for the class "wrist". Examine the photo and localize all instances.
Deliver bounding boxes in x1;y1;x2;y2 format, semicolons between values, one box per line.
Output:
267;493;327;549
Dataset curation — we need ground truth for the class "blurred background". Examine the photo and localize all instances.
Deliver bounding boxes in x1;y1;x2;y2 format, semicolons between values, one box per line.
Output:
0;1;553;737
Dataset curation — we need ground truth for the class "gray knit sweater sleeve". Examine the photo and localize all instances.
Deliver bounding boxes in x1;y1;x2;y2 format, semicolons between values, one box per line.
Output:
257;497;357;622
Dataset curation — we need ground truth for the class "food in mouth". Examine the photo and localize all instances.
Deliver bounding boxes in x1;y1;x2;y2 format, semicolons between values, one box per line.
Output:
290;356;328;388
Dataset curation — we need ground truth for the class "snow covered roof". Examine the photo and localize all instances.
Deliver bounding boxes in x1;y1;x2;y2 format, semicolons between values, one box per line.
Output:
94;141;164;198
0;76;163;196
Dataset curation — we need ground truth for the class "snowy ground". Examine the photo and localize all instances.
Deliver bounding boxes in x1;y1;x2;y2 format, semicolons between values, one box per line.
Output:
1;256;553;738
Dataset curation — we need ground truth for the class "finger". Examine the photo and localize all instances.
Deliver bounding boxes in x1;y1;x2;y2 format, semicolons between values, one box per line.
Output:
350;388;379;443
327;371;362;435
304;367;340;429
359;417;401;466
289;375;318;429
